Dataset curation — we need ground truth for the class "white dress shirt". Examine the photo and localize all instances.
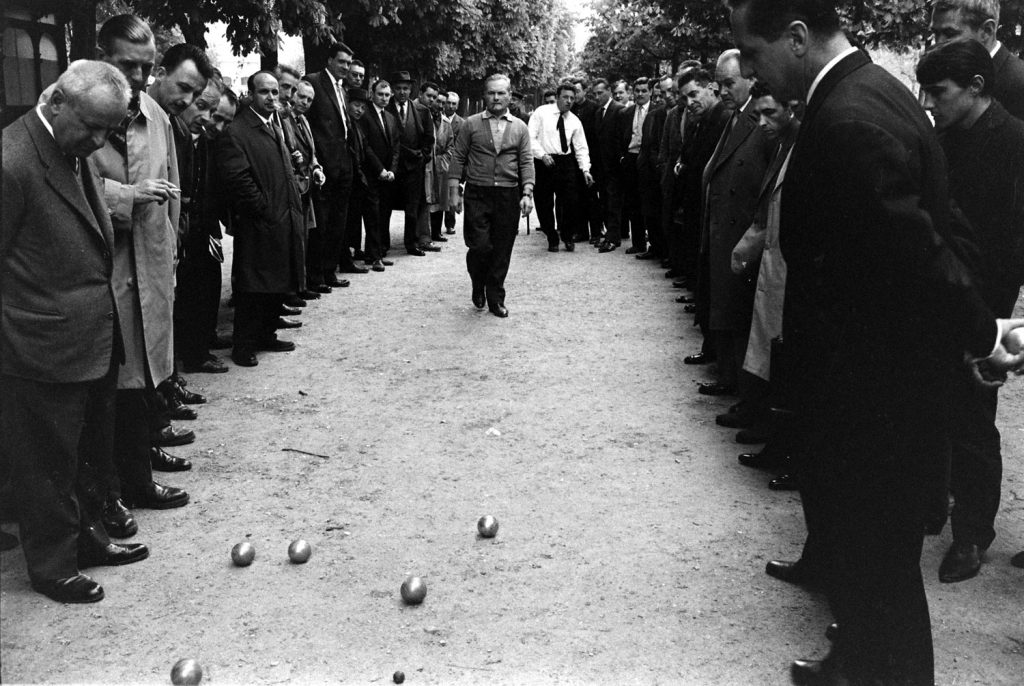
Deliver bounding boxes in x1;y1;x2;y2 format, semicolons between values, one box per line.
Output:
527;103;591;172
628;101;648;153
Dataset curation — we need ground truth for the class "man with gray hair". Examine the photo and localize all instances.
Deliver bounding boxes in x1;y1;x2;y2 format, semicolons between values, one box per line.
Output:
448;74;535;318
3;60;150;603
930;0;1024;120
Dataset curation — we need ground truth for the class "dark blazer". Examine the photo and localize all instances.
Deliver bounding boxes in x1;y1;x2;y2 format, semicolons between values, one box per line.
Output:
572;99;599;157
679;101;731;230
993;44;1024;122
592;99;625;180
701;100;770;331
1;111;122;383
360;106;401;181
637;104;667;177
781;50;995;420
301;70;354;180
215;106;306;294
386;99;434;172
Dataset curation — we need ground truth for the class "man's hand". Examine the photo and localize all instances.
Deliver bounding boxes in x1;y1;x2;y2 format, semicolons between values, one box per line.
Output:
541;154;555;168
583;171;595;187
291;150;305;166
674;161;685;177
134;179;180;205
449;182;463;214
968;318;1024;387
312;169;326;186
520;195;533;217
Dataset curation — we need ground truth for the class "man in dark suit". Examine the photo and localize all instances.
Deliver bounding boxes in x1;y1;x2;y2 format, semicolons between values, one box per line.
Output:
728;1;1024;682
615;78;654;254
2;61;149;604
571;78;601;243
303;42;364;290
217;71;306;367
385;71;437;255
364;79;401;267
931;0;1024;120
918;39;1024;582
592;78;626;252
635;76;672;261
659;73;690;279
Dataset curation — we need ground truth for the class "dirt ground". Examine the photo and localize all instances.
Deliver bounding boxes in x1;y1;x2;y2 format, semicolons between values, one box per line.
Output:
2;213;1023;685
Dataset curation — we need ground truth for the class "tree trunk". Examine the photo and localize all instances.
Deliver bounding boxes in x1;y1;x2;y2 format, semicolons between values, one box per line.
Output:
180;16;207;50
68;0;98;61
260;38;278;71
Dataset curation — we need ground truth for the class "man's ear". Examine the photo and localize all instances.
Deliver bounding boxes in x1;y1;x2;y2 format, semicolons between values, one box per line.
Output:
979;18;997;45
788;20;810;58
970;74;987;95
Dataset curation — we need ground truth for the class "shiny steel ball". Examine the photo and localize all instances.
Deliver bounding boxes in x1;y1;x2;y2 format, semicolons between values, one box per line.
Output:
400;576;426;605
393;671;405;684
170;658;203;685
288;539;312;563
230;542;255;567
477;515;499;538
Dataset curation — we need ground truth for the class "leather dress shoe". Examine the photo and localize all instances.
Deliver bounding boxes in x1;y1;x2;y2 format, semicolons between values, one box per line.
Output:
380;259;394;266
151;447;192;472
420;244;441;252
564;241;575;252
736;425;770;444
738;451;785;470
472;286;486;309
765;559;822;588
275;317;302;329
175;383;206;404
370;260;385;272
716;409;753;429
324;277;350;287
697;382;736;396
939;541;982;582
407;248;427;256
152;425;195;447
32;574;104;603
665;269;682;279
79;542;149;569
636;251;658;260
683;304;697;314
548;245;559;252
672;279;689;289
676;295;695;304
124;482;189;510
339;263;370;274
313;284;333;294
598;241;619;253
209;335;232;350
768;473;798;491
445;228;456;234
281;305;302;316
284;294;307;307
431;234;449;242
232;348;258;367
102;498;138;538
298;289;321;300
489;303;509;318
163;396;198;421
257;338;295;352
182;358;229;374
684;352;715;365
1012;551;1024;569
625;245;645;254
0;531;19;551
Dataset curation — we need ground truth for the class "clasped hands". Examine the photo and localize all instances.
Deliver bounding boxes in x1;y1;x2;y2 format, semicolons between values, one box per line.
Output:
969;318;1024;387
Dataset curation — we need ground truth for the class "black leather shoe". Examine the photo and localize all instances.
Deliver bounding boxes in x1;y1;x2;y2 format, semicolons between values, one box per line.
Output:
175;383;206;405
152;425;195;447
370;260;385;272
339;264;369;274
280;305;302;316
472;286;486;309
102;498;138;538
431;235;448;242
697;382;736;396
298;289;321;300
420;244;441;252
79;542;149;568
284;295;308;307
738;451;785;470
598;241;619;253
564;241;575;252
716;410;753;429
768;473;798;491
232;348;258;367
547;244;559;252
32;574;104;603
151;447;192;472
380;259;394;266
445;228;456;235
736;426;770;444
257;338;295;352
684;352;715;365
274;317;302;329
407;248;426;256
1012;551;1024;569
672;279;689;289
313;284;333;294
765;559;822;588
124;482;189;510
324;277;350;287
676;295;695;304
939;541;982;583
665;269;682;279
182;358;228;374
489;304;509;318
636;251;658;260
683;304;697;314
625;245;645;254
163;396;198;421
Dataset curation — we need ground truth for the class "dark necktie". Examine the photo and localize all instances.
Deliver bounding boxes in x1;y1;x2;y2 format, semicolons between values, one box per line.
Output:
556;114;568;154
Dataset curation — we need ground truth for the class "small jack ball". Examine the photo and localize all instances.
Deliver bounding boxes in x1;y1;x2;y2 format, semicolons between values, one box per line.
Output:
393;670;405;684
170;658;203;685
231;542;255;566
288;539;312;563
477;515;499;538
400;576;426;605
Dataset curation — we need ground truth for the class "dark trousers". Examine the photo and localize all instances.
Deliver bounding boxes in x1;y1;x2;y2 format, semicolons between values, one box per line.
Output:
350;181;382;263
464;185;520;305
430;210;444;239
620;153;644;247
175;231;222;367
534;155;579;246
388;166;429;251
796;411;936;685
638;161;663;254
444;209;457;231
2;371;114;582
377;182;394;256
574;171;602;239
113;388;155;499
595;173;623;244
662;173;684;270
312;173;353;283
233;292;283;352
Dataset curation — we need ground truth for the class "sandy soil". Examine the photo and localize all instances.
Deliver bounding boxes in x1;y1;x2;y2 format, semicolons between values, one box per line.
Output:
2;214;1023;685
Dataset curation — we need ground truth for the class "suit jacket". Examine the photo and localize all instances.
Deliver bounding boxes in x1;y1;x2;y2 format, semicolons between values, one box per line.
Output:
301;70;354;181
780;50;995;421
993;44;1024;122
572;99;599;157
215;107;306;294
637;104;667;178
592;99;625;181
386;99;434;173
447;113;465;142
1;111;122;383
701;100;770;330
